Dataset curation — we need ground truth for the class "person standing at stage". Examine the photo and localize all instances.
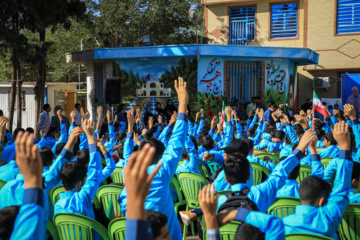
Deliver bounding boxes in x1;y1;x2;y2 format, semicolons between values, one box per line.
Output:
37;104;51;137
74;103;82;126
346;86;360;118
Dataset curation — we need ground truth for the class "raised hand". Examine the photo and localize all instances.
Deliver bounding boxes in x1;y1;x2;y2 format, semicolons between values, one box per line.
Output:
333;121;350;151
174;76;188;114
297;130;316;153
106;110;111;123
344;104;356;120
70;111;76;122
217;123;223;134
0;117;9;142
15;132;43;189
133;132;141;146
149;116;154;129
97;105;103;116
158;115;163;125
125;143;163;220
82;119;96;144
203;152;214;162
169;111;177;125
200;108;204;118
195;112;200;122
198;184;219;230
211;116;218;128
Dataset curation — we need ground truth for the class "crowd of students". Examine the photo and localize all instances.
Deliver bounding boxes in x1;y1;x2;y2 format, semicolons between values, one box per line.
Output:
0;76;359;240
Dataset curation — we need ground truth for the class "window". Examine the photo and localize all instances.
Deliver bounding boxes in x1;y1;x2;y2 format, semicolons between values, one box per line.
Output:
337;0;360;34
270;3;298;39
229;7;256;45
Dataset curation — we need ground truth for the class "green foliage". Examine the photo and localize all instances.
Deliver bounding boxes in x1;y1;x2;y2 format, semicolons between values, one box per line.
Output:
196;92;227;119
265;87;286;106
112;61;142;99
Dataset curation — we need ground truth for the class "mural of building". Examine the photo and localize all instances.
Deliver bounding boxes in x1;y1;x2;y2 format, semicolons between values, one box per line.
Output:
203;0;360;107
137;79;171;97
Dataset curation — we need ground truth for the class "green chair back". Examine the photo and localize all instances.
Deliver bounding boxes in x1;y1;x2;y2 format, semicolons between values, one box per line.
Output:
207;161;220;175
218;190;231;197
96;185;124;218
199;165;210;178
110;167;124;184
296;165;312;183
321;157;333;169
51;185;66;206
54;213;109;240
108;217;126;240
47;220;60;240
250;162;271;185
255;153;279;165
267;197;301;219
219;221;241;240
170;177;187;214
0;180;6;190
338;204;360;240
286;233;334;239
178;172;210;209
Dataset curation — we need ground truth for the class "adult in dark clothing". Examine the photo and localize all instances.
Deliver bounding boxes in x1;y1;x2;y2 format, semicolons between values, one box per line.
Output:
164;99;177;121
255;96;267;111
143;107;155;127
301;98;312;112
155;103;166;118
50;105;69;133
116;104;128;125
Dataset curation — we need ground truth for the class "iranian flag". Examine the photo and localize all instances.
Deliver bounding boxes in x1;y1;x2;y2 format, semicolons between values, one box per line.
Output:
313;91;330;117
221;101;227;127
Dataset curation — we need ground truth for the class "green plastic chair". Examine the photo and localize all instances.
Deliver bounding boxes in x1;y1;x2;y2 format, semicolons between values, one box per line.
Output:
219;221;241;240
267;197;301;219
296;165;312;183
96;185;124;218
218;190;231;197
170;177;187;215
321;157;333;169
108;217;126;240
338;204;360;240
199;164;210;178
250;162;271;185
110;167;124;184
0;180;6;190
286;233;334;239
178;172;210;240
47;220;60;240
255;153;280;165
207;161;220;175
54;213;110;240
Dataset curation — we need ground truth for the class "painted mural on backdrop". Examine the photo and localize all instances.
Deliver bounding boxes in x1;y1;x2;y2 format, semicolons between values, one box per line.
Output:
197;57;227;119
264;59;292;106
110;57;198;114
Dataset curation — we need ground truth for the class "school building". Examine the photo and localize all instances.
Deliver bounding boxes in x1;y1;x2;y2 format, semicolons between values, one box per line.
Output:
203;0;360;105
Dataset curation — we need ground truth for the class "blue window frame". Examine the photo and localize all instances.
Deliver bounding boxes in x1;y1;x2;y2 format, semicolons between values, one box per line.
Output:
229;7;256;46
270;3;298;39
337;0;360;34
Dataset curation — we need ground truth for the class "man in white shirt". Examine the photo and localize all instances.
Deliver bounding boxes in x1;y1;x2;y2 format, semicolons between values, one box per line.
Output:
74;103;82;126
37;104;51;137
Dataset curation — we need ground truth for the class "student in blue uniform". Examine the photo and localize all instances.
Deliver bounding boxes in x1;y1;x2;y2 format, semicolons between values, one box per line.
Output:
118;77;188;240
176;135;200;176
2;128;24;163
37;126;57;149
52;109;68;155
283;121;353;239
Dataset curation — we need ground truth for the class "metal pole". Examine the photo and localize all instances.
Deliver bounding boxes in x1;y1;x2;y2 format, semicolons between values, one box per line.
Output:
196;25;199;61
111;105;114;121
78;39;84;90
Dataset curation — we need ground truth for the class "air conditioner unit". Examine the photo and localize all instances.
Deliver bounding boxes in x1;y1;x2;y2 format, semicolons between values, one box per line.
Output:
313;77;331;89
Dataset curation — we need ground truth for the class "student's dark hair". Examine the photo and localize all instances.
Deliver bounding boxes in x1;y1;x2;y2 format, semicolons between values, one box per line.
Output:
285;135;292;145
115;132;127;143
190;135;198;151
352;162;360;181
145;210;168;239
55;132;61;141
270;104;277;109
0;110;3;116
75;103;80;108
61;162;87;190
294;124;304;132
13;128;25;141
117;145;124;159
324;132;337;145
274;130;285;140
243;139;254;151
56;143;66;155
0;205;21;239
76;149;90;166
25;127;34;134
234;223;265;240
197;132;207;146
47;127;56;137
247;128;256;138
143;129;154;140
299;176;331;205
223;154;250;184
202;126;211;135
139;138;165;165
202;135;215;151
182;148;189;160
43;104;50;111
265;126;276;136
292;142;299;152
280;156;299;180
328;105;333;110
38;147;54;167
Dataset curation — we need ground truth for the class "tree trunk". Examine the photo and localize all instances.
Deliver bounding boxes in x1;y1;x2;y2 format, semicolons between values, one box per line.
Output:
16;67;22;128
9;57;17;133
34;29;46;138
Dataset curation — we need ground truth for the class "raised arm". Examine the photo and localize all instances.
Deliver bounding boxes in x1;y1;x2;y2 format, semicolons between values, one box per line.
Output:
96;106;103;133
97;138;115;181
123;109;136;165
68;111;76;140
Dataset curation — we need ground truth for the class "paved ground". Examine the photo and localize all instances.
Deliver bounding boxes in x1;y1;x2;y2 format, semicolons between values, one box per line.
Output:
186;237;201;240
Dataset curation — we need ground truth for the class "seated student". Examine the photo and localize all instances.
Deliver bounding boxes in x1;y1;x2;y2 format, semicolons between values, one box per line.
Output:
283;122;353;239
52;109;67;155
176;135;200;176
146;210;170;240
0;133;48;240
54;120;102;224
318;132;339;158
118;77;188;240
254;130;284;153
198;184;285;240
244;139;274;172
279;135;293;158
37;126;57;149
2;128;24;163
25;127;40;143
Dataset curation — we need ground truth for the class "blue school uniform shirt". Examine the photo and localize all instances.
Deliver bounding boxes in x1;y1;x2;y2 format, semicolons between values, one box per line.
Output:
37;136;56;149
55;144;102;220
280;145;293;159
176;136;200;176
276;180;300;198
118;113;188;240
1;142;15;163
0;160;19;182
52;120;68;155
247;154;274;172
283;151;353;239
217;150;302;213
